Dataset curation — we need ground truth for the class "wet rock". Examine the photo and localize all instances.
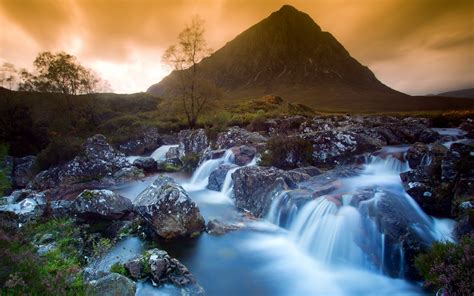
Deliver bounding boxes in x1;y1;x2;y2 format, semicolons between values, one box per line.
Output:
165;146;181;165
459;120;474;138
291;166;321;177
442;142;474;182
216;126;267;149
206;219;243;235
300;130;381;168
87;273;136;296
12;155;36;188
0;192;45;223
133;157;157;173
231;145;256;166
232;166;310;217
112;166;145;183
406;142;430;169
117;127;163;155
133;176;205;239
72;189;133;221
124;257;144;280
207;164;238;191
178;129;209;158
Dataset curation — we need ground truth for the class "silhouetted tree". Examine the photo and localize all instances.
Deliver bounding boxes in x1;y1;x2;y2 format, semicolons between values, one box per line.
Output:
162;16;219;128
0;62;18;90
18;51;104;95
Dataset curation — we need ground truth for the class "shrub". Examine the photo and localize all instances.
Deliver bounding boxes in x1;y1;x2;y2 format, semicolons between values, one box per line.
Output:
415;234;473;295
259;136;313;169
35;137;83;171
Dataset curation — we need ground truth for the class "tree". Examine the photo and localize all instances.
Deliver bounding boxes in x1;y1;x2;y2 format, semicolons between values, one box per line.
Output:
0;62;18;90
18;51;105;95
162;16;219;128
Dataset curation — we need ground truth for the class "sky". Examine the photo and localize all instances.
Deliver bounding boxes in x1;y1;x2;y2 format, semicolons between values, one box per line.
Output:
0;0;472;95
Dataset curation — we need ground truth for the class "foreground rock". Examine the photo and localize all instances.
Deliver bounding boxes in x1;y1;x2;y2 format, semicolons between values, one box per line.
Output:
123;249;204;295
232;166;311;217
132;157;158;173
133;176;205;239
87;273;136;296
72;189;133;221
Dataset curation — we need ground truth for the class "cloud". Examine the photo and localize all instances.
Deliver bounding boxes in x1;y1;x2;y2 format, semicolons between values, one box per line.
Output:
0;0;472;94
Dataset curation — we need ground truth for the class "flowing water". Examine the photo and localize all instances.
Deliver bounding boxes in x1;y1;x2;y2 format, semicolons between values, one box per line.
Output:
126;144;179;164
99;145;458;295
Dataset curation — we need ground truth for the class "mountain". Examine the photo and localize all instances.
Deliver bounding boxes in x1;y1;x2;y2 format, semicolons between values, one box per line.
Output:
435;88;474;99
148;5;474;112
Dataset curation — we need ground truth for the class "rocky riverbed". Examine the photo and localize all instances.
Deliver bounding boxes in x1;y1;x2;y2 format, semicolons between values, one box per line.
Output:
1;114;473;295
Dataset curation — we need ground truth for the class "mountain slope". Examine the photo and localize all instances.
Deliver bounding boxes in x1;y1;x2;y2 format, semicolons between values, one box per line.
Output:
148;5;474;112
435;88;474;99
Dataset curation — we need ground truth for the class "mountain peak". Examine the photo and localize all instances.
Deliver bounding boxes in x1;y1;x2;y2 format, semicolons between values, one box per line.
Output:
278;4;299;13
267;4;321;32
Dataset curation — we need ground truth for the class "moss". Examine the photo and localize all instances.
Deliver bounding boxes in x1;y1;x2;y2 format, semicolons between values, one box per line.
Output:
110;262;128;276
415;234;473;295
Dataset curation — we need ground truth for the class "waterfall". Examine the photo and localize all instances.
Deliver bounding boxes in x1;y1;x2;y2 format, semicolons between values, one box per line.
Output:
184;150;235;191
150;144;179;161
265;149;454;277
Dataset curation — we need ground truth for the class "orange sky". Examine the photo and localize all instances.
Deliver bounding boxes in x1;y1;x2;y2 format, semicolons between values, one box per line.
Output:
0;0;472;94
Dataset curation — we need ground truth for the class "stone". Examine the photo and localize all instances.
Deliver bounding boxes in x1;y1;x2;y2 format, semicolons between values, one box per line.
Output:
72;189;133;221
117;127;163;155
178;129;209;158
231;145;257;166
206;219;243;235
216;126;267;149
124;257;144;280
133;176;205;239
87;273;136;296
12;155;36;188
207;164;238;191
133;157;157;173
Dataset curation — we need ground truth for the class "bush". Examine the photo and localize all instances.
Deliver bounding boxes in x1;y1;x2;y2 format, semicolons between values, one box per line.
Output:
259;136;313;169
110;262;128;276
35;137;83;171
415;234;473;295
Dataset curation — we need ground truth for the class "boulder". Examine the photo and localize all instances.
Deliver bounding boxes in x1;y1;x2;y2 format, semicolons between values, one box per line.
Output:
87;273;136;296
72;189;133;221
12;155;36;188
165;146;181;165
49;200;73;218
406;142;430;169
216;126;267;149
133;176;205;239
206;219;243;235
124;257;144;280
178;129;208;158
231;145;256;166
459;120;474;138
232;166;310;217
207;164;238;191
291;166;321;177
133;157;157;173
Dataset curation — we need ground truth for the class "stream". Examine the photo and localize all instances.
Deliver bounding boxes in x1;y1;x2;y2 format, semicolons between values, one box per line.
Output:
95;132;461;296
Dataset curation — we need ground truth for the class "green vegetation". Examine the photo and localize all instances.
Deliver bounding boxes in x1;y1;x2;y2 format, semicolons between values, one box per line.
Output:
181;153;200;172
0;144;11;195
0;218;86;295
259;136;313;169
415;234;473;295
92;237;113;257
35;137;83;172
110;262;128;276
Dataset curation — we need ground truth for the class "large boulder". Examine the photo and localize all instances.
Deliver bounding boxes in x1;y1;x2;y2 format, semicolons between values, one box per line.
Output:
87;273;136;296
232;166;310;217
300;130;381;167
12;155;36;188
231;145;256;166
72;189;133;221
133;176;205;239
0;191;45;223
178;129;208;158
216;126;267;149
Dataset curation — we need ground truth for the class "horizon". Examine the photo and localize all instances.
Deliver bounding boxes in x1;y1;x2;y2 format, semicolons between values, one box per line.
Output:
0;0;473;95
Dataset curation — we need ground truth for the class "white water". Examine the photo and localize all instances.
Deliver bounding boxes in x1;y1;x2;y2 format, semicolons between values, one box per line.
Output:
126;144;178;164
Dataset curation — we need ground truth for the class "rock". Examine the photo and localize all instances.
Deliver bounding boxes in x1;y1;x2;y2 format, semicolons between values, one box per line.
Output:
232;166;310;217
0;192;45;223
12;155;36;188
87;273;136;296
300;130;381;168
406;142;430;169
206;219;243;235
72;189;133;221
216;126;267;149
459;120;474;138
291;166;321;177
442;142;474;182
178;129;209;158
268;189;314;228
207;164;238;191
231;145;257;166
133;176;205;239
124;257;144;280
117;127;163;155
32;134;130;191
165;146;181;165
133;157;157;173
112;166;145;183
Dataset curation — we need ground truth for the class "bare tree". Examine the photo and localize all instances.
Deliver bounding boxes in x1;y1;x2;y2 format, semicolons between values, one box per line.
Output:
162;16;219;128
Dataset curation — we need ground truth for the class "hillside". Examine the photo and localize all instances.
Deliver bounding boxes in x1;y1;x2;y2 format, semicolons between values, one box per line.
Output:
435;88;474;99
